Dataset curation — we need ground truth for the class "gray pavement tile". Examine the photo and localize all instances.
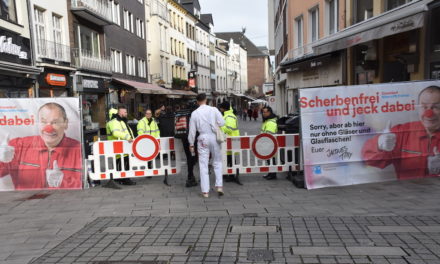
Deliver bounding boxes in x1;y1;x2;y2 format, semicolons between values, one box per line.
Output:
291;247;349;256
346;247;408;256
368;226;420;233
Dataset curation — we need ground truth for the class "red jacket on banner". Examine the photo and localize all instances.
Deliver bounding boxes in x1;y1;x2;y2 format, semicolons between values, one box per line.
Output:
0;135;82;189
362;121;440;179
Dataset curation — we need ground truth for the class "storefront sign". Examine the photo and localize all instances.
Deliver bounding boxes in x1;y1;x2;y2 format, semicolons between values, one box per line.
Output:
0;98;83;191
83;79;99;89
300;80;440;189
0;29;31;65
45;74;67;87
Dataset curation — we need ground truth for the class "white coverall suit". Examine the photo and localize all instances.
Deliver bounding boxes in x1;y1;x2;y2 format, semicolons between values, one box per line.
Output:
188;104;225;193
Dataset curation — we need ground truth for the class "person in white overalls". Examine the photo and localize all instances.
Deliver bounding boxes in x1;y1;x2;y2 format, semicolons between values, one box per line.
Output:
188;93;225;198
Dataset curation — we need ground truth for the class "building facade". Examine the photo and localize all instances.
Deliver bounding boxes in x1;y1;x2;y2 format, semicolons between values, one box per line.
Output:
30;0;74;98
0;0;40;98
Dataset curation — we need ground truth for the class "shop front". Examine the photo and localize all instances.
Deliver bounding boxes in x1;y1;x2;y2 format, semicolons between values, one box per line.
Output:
0;28;40;98
75;75;110;156
37;71;72;98
313;0;428;85
281;51;345;114
426;1;440;80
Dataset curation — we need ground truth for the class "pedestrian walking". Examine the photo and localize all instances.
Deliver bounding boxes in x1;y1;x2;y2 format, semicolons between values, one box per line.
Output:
253;108;258;121
247;108;253;120
188;93;225;198
106;105;136;185
261;106;278;180
219;101;240;183
243;108;248;121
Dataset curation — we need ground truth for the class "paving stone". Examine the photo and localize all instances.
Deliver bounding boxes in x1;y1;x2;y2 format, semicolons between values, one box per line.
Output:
368;226;419;233
290;247;349;256
416;226;440;233
102;227;151;233
346;247;408;256
135;246;190;255
230;225;278;234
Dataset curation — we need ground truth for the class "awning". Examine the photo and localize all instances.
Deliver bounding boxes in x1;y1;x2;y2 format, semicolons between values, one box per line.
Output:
169;89;197;97
113;78;171;94
313;0;429;55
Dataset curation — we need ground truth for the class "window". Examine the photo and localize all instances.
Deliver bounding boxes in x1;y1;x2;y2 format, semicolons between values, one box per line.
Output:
123;9;133;32
0;0;17;23
111;49;122;73
309;7;319;42
352;0;373;24
126;54;136;75
136;19;145;39
79;26;100;57
138;59;146;78
386;0;411;11
295;16;303;48
110;1;120;25
326;0;338;35
34;7;46;55
52;14;62;58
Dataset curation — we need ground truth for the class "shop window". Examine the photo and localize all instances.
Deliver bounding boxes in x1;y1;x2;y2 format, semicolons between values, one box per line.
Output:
352;0;373;24
386;0;411;11
326;0;338;35
0;0;17;23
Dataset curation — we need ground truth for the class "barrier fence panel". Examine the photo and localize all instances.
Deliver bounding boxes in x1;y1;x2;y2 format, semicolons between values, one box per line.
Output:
88;135;181;181
222;133;301;176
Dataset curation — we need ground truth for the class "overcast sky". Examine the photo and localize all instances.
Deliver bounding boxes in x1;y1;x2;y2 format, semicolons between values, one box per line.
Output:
198;0;269;47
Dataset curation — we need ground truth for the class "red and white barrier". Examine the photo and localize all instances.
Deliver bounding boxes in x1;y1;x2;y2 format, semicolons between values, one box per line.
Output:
222;133;301;175
88;135;181;181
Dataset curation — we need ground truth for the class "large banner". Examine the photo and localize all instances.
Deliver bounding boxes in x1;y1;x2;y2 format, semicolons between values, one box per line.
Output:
0;98;83;191
300;80;440;189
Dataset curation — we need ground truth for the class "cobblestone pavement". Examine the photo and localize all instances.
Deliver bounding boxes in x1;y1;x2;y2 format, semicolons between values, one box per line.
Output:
1;119;440;263
31;215;440;264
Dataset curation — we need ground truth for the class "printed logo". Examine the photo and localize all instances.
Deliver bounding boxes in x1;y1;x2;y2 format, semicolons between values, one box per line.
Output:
313;165;322;175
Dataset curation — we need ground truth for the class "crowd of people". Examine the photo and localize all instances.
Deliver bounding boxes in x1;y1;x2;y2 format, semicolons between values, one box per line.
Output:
104;93;278;197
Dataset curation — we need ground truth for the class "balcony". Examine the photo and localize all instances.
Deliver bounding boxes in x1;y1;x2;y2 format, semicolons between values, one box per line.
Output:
71;48;111;73
282;42;314;64
36;39;71;63
71;0;112;26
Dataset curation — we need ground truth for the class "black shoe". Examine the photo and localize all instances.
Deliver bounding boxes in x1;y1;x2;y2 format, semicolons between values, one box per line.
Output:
121;179;137;185
263;174;269;179
224;175;234;182
265;174;277;180
185;179;198;187
146;176;152;179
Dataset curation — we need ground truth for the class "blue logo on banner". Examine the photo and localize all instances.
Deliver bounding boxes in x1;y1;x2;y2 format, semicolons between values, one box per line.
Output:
313;166;322;174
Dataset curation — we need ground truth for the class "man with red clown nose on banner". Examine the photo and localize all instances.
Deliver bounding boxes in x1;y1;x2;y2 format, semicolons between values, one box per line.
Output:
0;102;82;190
362;86;440;179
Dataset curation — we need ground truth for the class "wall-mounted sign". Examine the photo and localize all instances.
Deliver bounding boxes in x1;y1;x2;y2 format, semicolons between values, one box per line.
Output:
0;29;31;65
83;79;99;89
45;73;67;87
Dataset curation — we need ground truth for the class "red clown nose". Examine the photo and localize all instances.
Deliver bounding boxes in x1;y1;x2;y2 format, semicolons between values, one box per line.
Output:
43;124;55;133
424;109;435;118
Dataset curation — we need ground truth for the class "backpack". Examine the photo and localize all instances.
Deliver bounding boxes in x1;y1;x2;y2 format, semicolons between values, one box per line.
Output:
174;110;191;138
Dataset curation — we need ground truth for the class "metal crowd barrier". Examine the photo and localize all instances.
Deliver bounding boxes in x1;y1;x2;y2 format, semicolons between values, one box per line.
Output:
87;135;181;185
222;133;302;184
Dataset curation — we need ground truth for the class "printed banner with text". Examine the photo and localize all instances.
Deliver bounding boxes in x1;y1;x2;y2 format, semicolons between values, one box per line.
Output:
0;98;83;191
300;80;440;189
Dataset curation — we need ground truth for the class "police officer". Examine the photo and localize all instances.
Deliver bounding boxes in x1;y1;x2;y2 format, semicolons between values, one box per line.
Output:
261;106;278;180
219;101;240;182
107;105;136;185
137;109;160;138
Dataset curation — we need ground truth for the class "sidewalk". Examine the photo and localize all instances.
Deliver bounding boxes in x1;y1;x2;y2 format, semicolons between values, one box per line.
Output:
1;168;440;263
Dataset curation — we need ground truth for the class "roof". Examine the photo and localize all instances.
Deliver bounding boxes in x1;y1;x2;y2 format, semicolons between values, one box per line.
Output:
200;14;214;26
215;32;267;57
180;0;200;14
